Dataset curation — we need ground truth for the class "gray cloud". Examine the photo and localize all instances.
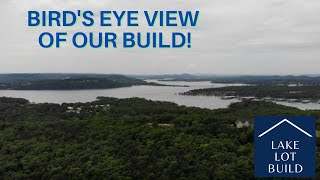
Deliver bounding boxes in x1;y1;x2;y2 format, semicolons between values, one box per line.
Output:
1;0;320;75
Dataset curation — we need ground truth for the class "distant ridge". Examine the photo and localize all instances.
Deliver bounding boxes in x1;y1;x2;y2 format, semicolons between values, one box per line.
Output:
0;73;127;83
0;74;150;90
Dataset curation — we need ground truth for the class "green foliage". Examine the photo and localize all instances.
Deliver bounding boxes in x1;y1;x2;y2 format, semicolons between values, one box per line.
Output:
0;74;150;90
0;97;319;179
181;85;320;101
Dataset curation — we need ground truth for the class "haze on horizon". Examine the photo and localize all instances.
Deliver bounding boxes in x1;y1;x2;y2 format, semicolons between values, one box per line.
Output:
1;0;320;75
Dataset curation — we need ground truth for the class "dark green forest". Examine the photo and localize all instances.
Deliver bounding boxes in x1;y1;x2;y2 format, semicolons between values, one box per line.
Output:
0;97;320;179
0;74;142;83
0;74;160;90
181;85;320;101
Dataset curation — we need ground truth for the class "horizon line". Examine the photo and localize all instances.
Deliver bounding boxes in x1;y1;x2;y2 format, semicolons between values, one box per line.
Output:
0;73;318;76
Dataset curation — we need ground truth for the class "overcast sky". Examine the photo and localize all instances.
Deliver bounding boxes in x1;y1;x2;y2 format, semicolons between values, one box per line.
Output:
1;0;320;75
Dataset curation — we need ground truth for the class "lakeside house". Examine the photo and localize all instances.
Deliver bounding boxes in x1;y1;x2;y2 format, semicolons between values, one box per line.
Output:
235;119;254;128
66;107;82;114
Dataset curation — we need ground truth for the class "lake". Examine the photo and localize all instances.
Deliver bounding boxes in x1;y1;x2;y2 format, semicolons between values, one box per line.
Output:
0;80;319;110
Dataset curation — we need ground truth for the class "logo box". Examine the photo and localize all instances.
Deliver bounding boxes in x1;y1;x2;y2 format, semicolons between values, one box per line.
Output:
254;116;316;178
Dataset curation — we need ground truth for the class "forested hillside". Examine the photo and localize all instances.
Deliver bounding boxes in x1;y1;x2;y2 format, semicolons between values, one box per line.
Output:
0;74;141;83
0;97;319;179
181;85;320;101
0;74;154;90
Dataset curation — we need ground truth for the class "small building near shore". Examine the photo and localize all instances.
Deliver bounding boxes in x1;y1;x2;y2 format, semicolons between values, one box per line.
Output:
235;119;254;128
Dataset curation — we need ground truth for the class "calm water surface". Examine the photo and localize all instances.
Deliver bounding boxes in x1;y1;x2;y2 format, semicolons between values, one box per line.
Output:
0;80;319;110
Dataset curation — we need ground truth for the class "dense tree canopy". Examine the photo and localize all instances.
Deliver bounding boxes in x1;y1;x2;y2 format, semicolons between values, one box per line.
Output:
0;74;162;90
0;97;319;179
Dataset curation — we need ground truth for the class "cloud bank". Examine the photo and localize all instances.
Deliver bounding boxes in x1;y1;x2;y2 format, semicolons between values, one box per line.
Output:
1;0;320;75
